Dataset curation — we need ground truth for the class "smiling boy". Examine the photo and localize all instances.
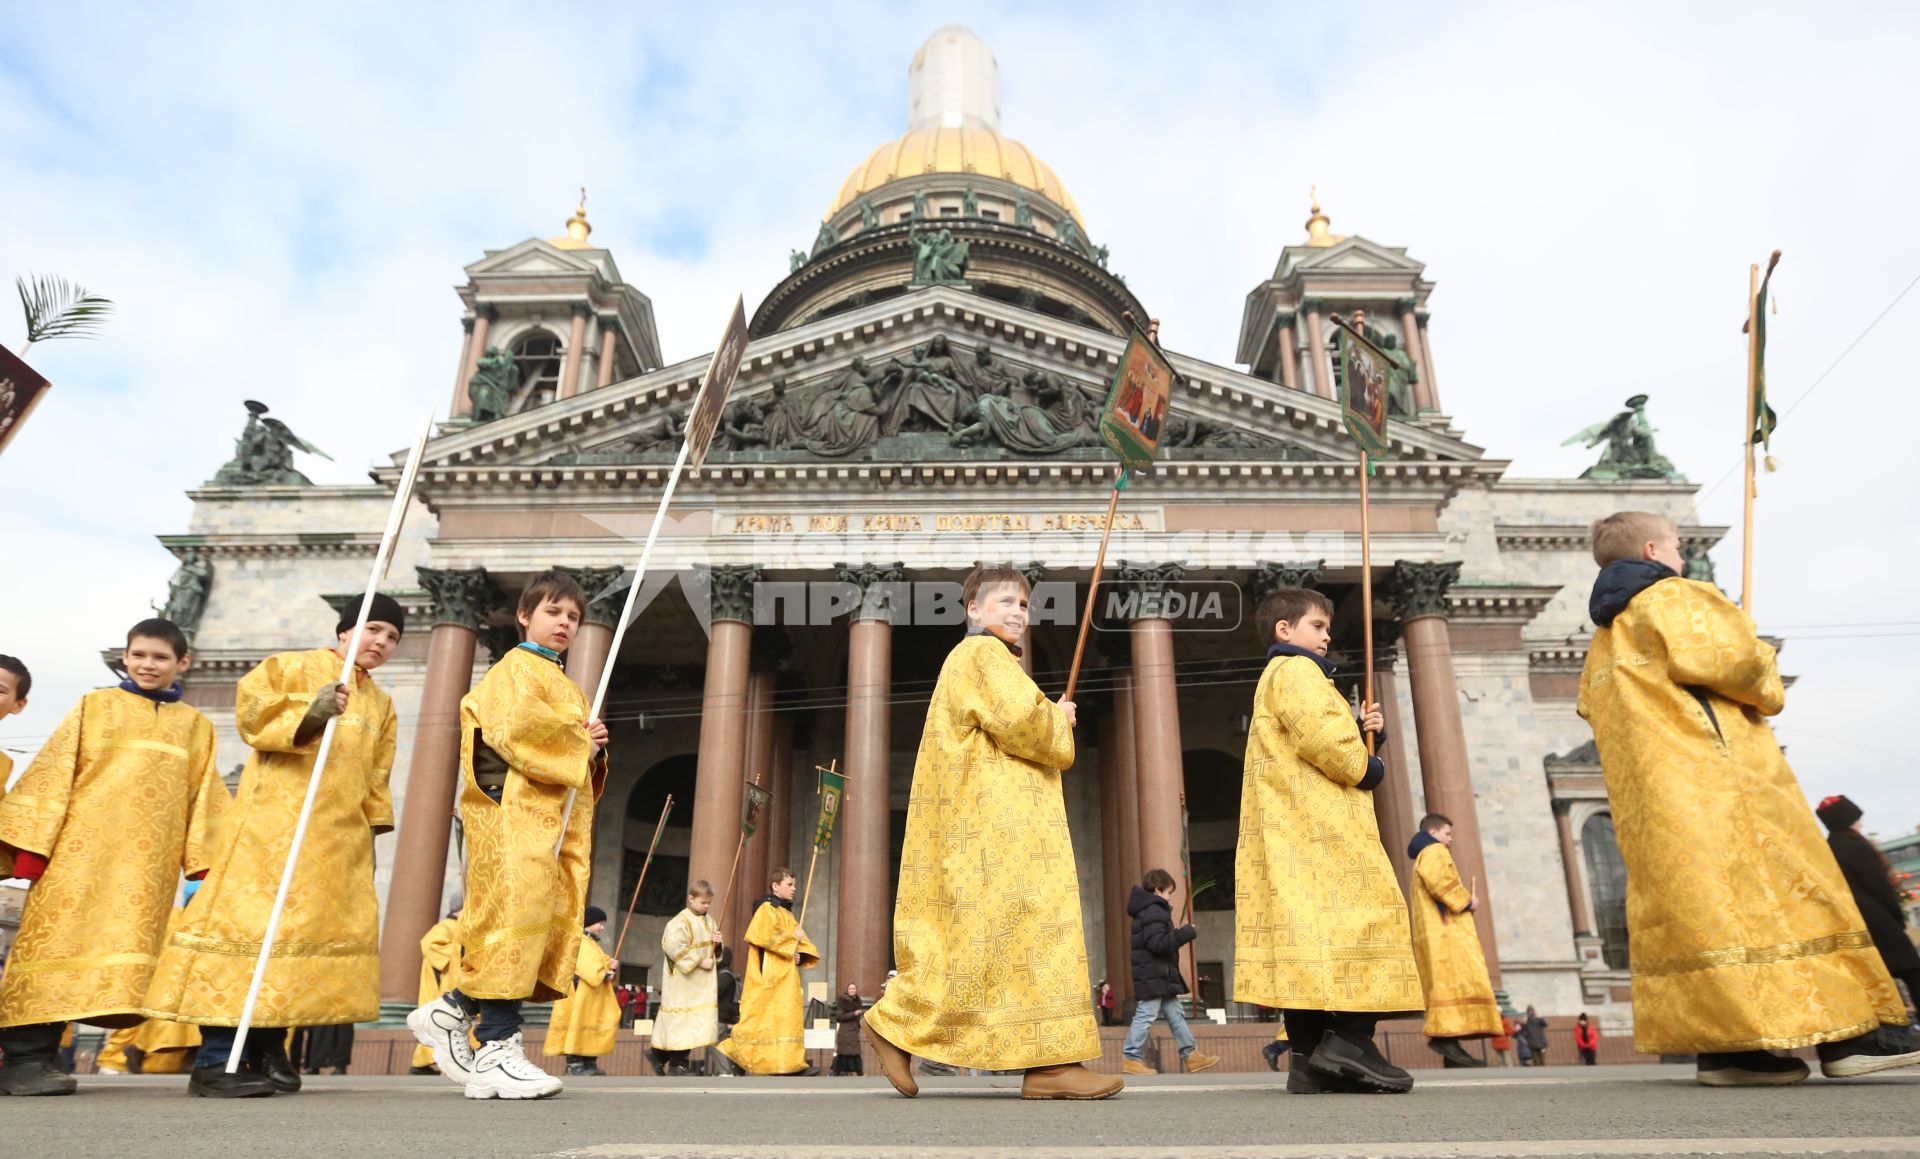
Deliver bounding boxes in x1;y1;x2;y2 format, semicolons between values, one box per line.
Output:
0;620;227;1097
145;594;406;1098
863;563;1117;1100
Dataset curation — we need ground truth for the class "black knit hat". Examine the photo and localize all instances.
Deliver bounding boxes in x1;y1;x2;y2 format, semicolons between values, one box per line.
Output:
1816;795;1863;832
337;593;406;637
585;905;608;927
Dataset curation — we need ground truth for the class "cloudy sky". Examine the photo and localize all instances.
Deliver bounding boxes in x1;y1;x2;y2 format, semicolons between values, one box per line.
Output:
3;3;1916;830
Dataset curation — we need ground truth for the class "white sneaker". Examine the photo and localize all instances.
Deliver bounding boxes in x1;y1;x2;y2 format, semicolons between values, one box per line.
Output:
407;995;477;1086
463;1034;563;1100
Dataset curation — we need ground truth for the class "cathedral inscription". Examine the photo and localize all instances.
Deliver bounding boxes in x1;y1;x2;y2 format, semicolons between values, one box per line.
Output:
719;510;1158;535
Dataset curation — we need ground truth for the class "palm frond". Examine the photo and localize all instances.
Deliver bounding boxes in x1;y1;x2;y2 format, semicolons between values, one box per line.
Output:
17;273;115;346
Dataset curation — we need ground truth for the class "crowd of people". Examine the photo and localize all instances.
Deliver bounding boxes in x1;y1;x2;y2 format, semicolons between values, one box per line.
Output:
2;511;1917;1105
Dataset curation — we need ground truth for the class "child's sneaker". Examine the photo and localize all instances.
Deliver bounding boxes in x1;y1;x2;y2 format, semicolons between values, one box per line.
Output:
464;1034;563;1100
407;995;476;1085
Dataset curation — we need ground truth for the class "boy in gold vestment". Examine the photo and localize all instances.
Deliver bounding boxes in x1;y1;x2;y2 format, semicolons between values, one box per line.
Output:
651;880;721;1075
1580;512;1920;1086
716;869;819;1075
1406;814;1499;1068
1233;588;1421;1095
0;621;227;1097
146;595;406;1099
408;570;607;1101
864;564;1119;1101
544;906;620;1075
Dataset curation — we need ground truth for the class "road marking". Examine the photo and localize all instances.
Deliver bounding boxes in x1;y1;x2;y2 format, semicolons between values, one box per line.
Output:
554;1140;1920;1159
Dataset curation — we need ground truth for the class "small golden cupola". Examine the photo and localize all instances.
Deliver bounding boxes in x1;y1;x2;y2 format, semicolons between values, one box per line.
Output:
550;188;594;249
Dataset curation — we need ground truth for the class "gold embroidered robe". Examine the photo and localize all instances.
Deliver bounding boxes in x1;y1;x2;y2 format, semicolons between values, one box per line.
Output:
864;634;1101;1070
0;750;12;876
412;915;463;1069
146;649;394;1027
652;907;719;1050
716;901;818;1074
0;689;226;1030
457;646;603;1002
96;1025;138;1072
1408;842;1501;1038
1233;654;1423;1014
544;933;620;1058
1579;577;1904;1053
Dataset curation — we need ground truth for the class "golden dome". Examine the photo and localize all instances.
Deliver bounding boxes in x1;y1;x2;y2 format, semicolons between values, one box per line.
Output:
549;189;593;250
826;125;1083;225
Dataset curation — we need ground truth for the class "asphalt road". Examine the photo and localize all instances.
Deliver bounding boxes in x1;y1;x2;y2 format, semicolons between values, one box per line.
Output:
12;1065;1920;1158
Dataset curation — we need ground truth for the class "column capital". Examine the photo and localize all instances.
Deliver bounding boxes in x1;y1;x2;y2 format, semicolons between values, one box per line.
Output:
480;623;520;663
1389;560;1462;620
750;625;793;674
558;565;627;627
693;564;764;625
835;562;907;623
416;566;500;632
1020;560;1048;588
476;304;498;323
1274;308;1296;327
1395;296;1418;314
1552;798;1576;818
571;301;593;318
1299;296;1325;313
461;315;477;334
1248;559;1325;603
1371;615;1404;657
1116;560;1185;595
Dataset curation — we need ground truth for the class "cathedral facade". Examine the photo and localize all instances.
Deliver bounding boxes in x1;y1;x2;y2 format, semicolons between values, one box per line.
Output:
160;27;1715;1037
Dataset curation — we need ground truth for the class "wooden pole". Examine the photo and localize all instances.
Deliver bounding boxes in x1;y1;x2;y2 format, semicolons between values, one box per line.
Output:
612;794;674;961
227;412;435;1072
1063;467;1127;701
796;846;823;931
1358;449;1377;756
1741;261;1761;614
712;833;749;939
1178;791;1202;1017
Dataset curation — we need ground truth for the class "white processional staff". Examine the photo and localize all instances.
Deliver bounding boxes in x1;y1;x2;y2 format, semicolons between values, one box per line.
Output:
226;412;436;1073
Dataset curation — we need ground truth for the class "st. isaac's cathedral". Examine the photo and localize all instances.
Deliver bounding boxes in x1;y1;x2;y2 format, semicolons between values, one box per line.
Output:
156;26;1713;1053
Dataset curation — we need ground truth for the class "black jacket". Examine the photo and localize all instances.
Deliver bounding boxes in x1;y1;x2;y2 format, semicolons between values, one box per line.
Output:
1128;885;1196;999
1828;829;1920;973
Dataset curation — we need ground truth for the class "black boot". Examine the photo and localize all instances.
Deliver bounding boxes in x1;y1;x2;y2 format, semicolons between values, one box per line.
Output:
251;1039;302;1093
188;1065;277;1098
1816;1025;1920;1079
0;1024;77;1096
1284;1056;1367;1094
1695;1050;1810;1087
1430;1037;1481;1068
1311;1028;1414;1094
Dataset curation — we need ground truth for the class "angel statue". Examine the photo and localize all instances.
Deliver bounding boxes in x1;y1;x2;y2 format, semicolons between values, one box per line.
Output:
211;400;333;486
1562;394;1679;480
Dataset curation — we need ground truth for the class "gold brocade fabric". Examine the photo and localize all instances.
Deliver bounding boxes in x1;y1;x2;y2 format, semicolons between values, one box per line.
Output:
146;649;394;1028
1579;578;1905;1053
1233;655;1423;1014
0;751;13;876
864;635;1101;1071
413;916;463;1068
716;901;818;1075
652;907;719;1050
131;907;202;1060
1408;844;1501;1038
0;689;227;1030
457;647;603;1003
96;1025;137;1072
544;933;620;1058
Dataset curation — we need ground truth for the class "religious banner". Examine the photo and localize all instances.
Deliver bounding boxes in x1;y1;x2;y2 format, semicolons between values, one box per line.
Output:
684;294;749;470
740;782;772;838
1097;326;1176;471
1333;319;1392;457
0;344;51;457
1750;252;1781;453
813;764;846;850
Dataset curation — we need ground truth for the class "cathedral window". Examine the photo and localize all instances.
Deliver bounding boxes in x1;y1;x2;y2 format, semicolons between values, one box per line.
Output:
510;328;564;412
1581;812;1631;969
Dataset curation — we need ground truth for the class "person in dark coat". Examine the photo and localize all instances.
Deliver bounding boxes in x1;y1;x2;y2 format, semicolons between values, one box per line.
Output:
831;983;865;1075
1817;796;1920;1007
1119;869;1219;1075
1522;1006;1549;1066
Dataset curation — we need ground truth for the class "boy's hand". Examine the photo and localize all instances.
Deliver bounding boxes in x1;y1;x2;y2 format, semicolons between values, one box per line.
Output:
606;959;620;979
330;682;350;715
711;931;724;946
699;956;715;971
1357;701;1384;734
587;718;609;753
795;926;810;946
1057;697;1077;727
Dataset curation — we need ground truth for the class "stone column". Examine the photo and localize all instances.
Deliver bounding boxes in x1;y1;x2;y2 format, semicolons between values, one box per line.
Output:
1397;298;1436;412
837;563;903;996
1554;802;1595;935
1274;311;1301;392
559;303;590;401
1391;560;1498;982
1121;561;1191;993
1416;311;1442;412
689;566;761;942
561;565;625;701
1372;658;1419;890
449;316;476;418
1302;299;1334;401
738;629;790;939
1097;705;1130;1010
377;567;496;1001
453;307;493;419
596;321;620;390
1110;666;1144;1005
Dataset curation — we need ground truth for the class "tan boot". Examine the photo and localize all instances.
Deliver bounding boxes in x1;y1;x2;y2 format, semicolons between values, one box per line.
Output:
1121;1059;1155;1076
1184;1052;1220;1074
862;1016;918;1098
1021;1063;1124;1100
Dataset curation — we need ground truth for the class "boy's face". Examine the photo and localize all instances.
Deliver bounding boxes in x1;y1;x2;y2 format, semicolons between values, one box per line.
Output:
688;892;712;916
1274;608;1333;656
123;636;190;691
967;581;1028;645
0;669;26;719
772;874;797;901
1643;525;1685;573
338;621;401;671
586;920;606;938
518;596;583;653
1154;883;1177;902
1428;823;1454;846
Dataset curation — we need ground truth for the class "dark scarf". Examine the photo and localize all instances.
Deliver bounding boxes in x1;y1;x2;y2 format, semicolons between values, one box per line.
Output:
118;678;183;703
1588;559;1678;628
1267;641;1336;677
966;624;1023;659
759;893;794;912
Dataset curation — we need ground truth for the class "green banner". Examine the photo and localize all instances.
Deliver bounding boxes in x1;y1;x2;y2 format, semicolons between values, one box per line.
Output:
1752;256;1779;451
739;781;771;838
813;765;846;851
1333;321;1392;458
1098;326;1177;471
